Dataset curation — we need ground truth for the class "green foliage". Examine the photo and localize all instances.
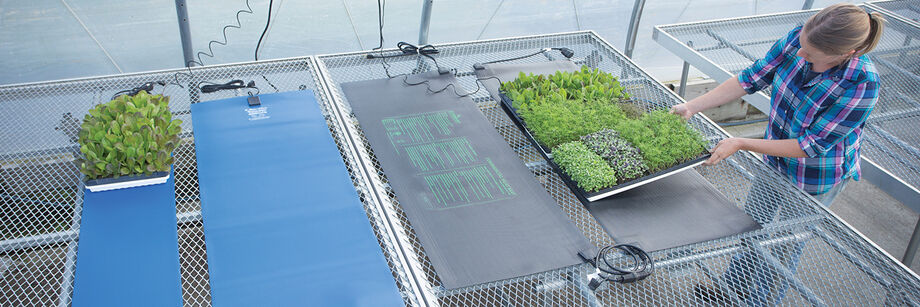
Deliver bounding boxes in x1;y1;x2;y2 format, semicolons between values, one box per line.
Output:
581;129;648;181
77;91;182;180
552;142;618;192
613;110;708;172
501;66;632;149
501;66;708;191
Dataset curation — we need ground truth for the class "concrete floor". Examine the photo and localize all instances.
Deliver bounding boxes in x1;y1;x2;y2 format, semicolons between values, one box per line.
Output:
2;0;915;272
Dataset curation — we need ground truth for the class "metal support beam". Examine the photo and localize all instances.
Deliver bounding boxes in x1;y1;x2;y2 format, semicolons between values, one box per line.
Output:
704;29;758;62
624;0;646;58
175;0;195;67
802;0;814;10
904;218;920;265
809;226;893;288
418;0;433;45
750;243;828;307
678;43;692;97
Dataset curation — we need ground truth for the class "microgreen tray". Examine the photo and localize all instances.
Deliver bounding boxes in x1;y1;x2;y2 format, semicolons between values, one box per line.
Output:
497;92;711;203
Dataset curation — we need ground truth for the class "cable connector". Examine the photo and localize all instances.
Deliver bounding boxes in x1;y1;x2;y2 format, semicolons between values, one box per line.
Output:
578;250;597;267
587;269;604;291
616;270;651;283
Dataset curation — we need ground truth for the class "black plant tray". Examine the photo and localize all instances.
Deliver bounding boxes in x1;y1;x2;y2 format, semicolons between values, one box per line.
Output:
497;92;711;203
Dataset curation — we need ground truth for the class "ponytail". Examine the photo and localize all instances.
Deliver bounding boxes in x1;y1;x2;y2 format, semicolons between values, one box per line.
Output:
855;12;885;56
803;4;887;57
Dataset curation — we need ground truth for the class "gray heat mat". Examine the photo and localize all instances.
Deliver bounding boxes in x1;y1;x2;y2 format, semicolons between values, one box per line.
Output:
340;71;596;290
586;170;761;251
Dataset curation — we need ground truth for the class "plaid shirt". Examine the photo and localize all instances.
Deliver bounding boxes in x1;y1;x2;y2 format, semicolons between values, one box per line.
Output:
737;27;879;195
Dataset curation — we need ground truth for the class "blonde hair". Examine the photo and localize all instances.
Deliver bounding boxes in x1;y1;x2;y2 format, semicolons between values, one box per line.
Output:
802;3;886;57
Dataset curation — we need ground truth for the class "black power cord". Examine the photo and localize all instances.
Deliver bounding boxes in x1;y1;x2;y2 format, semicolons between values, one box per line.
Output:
200;80;259;95
111;81;166;100
473;47;574;70
580;244;654;290
369;0;474;97
255;0;274;61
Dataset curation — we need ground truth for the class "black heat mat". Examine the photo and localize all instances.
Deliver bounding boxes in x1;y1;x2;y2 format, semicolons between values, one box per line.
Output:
340;72;596;290
586;170;761;252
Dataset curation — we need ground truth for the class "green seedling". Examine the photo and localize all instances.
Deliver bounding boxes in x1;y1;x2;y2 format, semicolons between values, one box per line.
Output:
581;129;648;181
552;141;618;192
77;91;182;180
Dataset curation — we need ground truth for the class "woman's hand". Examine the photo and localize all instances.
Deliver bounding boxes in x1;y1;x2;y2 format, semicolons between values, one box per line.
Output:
670;103;697;120
704;138;746;166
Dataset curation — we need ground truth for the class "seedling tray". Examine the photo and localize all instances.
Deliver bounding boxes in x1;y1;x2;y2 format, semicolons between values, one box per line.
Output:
497;92;711;203
84;171;170;192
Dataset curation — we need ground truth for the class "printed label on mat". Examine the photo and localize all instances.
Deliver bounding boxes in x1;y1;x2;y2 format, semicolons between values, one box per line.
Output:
382;111;515;209
245;106;270;121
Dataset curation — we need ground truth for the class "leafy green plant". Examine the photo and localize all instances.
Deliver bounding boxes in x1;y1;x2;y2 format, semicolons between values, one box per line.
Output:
552;141;618;192
613;110;708;172
581;129;648;181
501;66;632;149
502;66;709;192
77;91;182;180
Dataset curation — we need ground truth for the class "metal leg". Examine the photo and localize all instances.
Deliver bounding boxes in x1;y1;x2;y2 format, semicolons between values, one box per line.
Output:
418;0;433;45
902;218;920;265
624;0;646;58
750;243;827;307
678;61;690;98
696;260;745;305
174;0;195;67
571;267;602;307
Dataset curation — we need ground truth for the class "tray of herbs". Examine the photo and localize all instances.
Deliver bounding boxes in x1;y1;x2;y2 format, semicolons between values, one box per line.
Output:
497;66;710;202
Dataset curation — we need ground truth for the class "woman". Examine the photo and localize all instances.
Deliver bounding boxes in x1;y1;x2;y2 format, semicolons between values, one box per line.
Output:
676;4;885;305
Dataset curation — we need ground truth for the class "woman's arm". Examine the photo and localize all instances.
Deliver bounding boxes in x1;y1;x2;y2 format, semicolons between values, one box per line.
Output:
704;137;807;165
670;77;748;119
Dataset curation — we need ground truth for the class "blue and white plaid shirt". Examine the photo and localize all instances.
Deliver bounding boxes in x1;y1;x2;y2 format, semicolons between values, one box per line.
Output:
738;27;880;195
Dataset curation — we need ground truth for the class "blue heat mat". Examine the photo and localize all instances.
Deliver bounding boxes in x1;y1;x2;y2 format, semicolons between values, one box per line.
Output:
191;91;401;307
72;174;182;307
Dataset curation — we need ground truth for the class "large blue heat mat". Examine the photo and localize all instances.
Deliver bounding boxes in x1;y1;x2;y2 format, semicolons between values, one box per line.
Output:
72;175;182;307
190;90;401;307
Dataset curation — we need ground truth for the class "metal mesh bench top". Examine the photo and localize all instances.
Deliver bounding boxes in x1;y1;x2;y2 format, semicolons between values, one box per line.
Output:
1;31;919;306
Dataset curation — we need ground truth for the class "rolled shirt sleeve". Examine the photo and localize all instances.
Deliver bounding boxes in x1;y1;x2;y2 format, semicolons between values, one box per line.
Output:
797;80;878;158
737;27;801;94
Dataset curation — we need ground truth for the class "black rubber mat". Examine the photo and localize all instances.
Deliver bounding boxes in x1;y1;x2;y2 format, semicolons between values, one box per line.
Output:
341;72;595;289
586;170;761;251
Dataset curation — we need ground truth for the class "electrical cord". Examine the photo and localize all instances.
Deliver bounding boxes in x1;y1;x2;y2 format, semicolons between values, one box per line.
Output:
114;0;275;101
369;0;474;97
367;0;574;99
111;81;166;100
200;79;260;96
476;47;574;68
581;244;654;290
255;0;274;61
190;0;255;67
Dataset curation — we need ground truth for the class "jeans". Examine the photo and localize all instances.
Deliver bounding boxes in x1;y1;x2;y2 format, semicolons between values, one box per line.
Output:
722;177;848;306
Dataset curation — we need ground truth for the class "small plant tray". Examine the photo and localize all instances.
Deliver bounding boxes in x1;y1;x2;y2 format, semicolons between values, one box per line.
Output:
84;171;170;192
498;92;711;203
